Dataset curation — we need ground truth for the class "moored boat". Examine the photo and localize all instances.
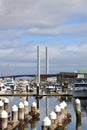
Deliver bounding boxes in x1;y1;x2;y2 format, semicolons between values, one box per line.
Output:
54;83;62;93
0;82;7;94
73;79;87;98
45;84;56;92
6;78;17;91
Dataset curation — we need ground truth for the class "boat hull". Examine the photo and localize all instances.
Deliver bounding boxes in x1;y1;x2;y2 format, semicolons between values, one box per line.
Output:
45;85;55;93
73;90;87;98
0;88;7;94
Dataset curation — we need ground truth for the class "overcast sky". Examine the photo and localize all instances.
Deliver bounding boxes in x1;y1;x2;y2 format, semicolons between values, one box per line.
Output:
0;0;87;76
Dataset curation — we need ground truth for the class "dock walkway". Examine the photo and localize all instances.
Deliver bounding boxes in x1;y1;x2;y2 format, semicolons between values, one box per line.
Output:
0;92;72;97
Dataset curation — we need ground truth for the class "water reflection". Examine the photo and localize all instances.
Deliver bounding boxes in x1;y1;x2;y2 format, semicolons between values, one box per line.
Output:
58;96;72;103
76;119;81;130
80;99;87;112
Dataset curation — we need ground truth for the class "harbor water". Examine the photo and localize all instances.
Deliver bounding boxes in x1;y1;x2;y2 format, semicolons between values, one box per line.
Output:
0;95;87;130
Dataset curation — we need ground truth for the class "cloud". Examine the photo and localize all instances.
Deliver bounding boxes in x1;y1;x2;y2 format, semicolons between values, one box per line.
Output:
0;0;87;75
0;0;86;29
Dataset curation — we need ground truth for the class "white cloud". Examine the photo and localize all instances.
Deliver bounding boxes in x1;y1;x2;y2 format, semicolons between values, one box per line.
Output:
0;0;87;75
0;0;86;29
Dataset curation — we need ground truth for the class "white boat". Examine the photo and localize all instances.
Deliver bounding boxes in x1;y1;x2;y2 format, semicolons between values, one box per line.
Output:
0;82;7;94
19;80;29;92
54;83;62;93
6;78;17;91
73;80;87;98
45;85;56;92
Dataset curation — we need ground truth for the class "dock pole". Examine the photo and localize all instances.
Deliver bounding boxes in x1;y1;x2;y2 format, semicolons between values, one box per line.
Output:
0;110;8;129
4;98;9;113
42;116;51;130
18;102;24;121
75;99;81;123
12;105;18;121
0;100;3;113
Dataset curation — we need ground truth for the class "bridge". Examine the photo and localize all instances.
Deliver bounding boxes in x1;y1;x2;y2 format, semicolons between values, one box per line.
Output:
0;74;57;79
0;72;78;83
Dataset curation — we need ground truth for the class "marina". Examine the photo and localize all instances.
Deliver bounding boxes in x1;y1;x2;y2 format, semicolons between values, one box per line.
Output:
0;80;87;130
0;47;87;129
0;70;86;130
0;0;87;130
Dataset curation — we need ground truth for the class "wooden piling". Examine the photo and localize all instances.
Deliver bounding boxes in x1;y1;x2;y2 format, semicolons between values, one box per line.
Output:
54;105;62;126
7;121;19;130
42;116;51;130
18;102;24;121
24;100;29;118
31;102;37;114
75;98;81;123
4;98;9;113
12;105;18;121
49;111;57;124
29;119;38;130
23;121;28;130
49;111;57;129
62;101;68;119
59;102;65;123
76;118;81;130
29;101;39;119
0;100;3;113
0;110;8;129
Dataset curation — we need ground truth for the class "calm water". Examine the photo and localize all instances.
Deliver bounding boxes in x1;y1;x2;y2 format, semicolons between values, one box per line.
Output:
1;95;87;130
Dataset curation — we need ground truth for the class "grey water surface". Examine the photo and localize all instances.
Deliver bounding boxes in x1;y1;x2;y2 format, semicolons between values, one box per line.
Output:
1;95;87;130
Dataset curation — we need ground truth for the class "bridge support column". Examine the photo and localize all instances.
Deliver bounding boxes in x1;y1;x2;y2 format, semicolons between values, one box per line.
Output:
37;46;40;84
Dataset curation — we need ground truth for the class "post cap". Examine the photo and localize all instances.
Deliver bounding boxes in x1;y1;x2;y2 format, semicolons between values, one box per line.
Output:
54;105;61;112
42;116;51;126
0;100;3;106
24;101;29;106
50;111;57;120
4;98;9;103
12;105;18;111
0;110;8;118
19;102;24;108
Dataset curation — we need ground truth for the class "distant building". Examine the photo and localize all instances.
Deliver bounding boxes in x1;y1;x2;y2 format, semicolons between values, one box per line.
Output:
77;69;87;78
57;72;77;83
78;69;87;73
57;71;87;83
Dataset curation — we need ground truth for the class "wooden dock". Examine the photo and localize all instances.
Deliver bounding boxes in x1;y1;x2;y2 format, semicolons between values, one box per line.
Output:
0;92;73;97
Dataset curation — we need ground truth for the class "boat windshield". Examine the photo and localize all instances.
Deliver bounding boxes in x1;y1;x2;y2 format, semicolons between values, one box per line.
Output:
75;83;87;87
7;79;12;82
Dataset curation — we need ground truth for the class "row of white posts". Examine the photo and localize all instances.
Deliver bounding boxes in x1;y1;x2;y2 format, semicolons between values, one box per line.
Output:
42;101;71;130
0;97;81;130
42;98;81;130
0;98;38;129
